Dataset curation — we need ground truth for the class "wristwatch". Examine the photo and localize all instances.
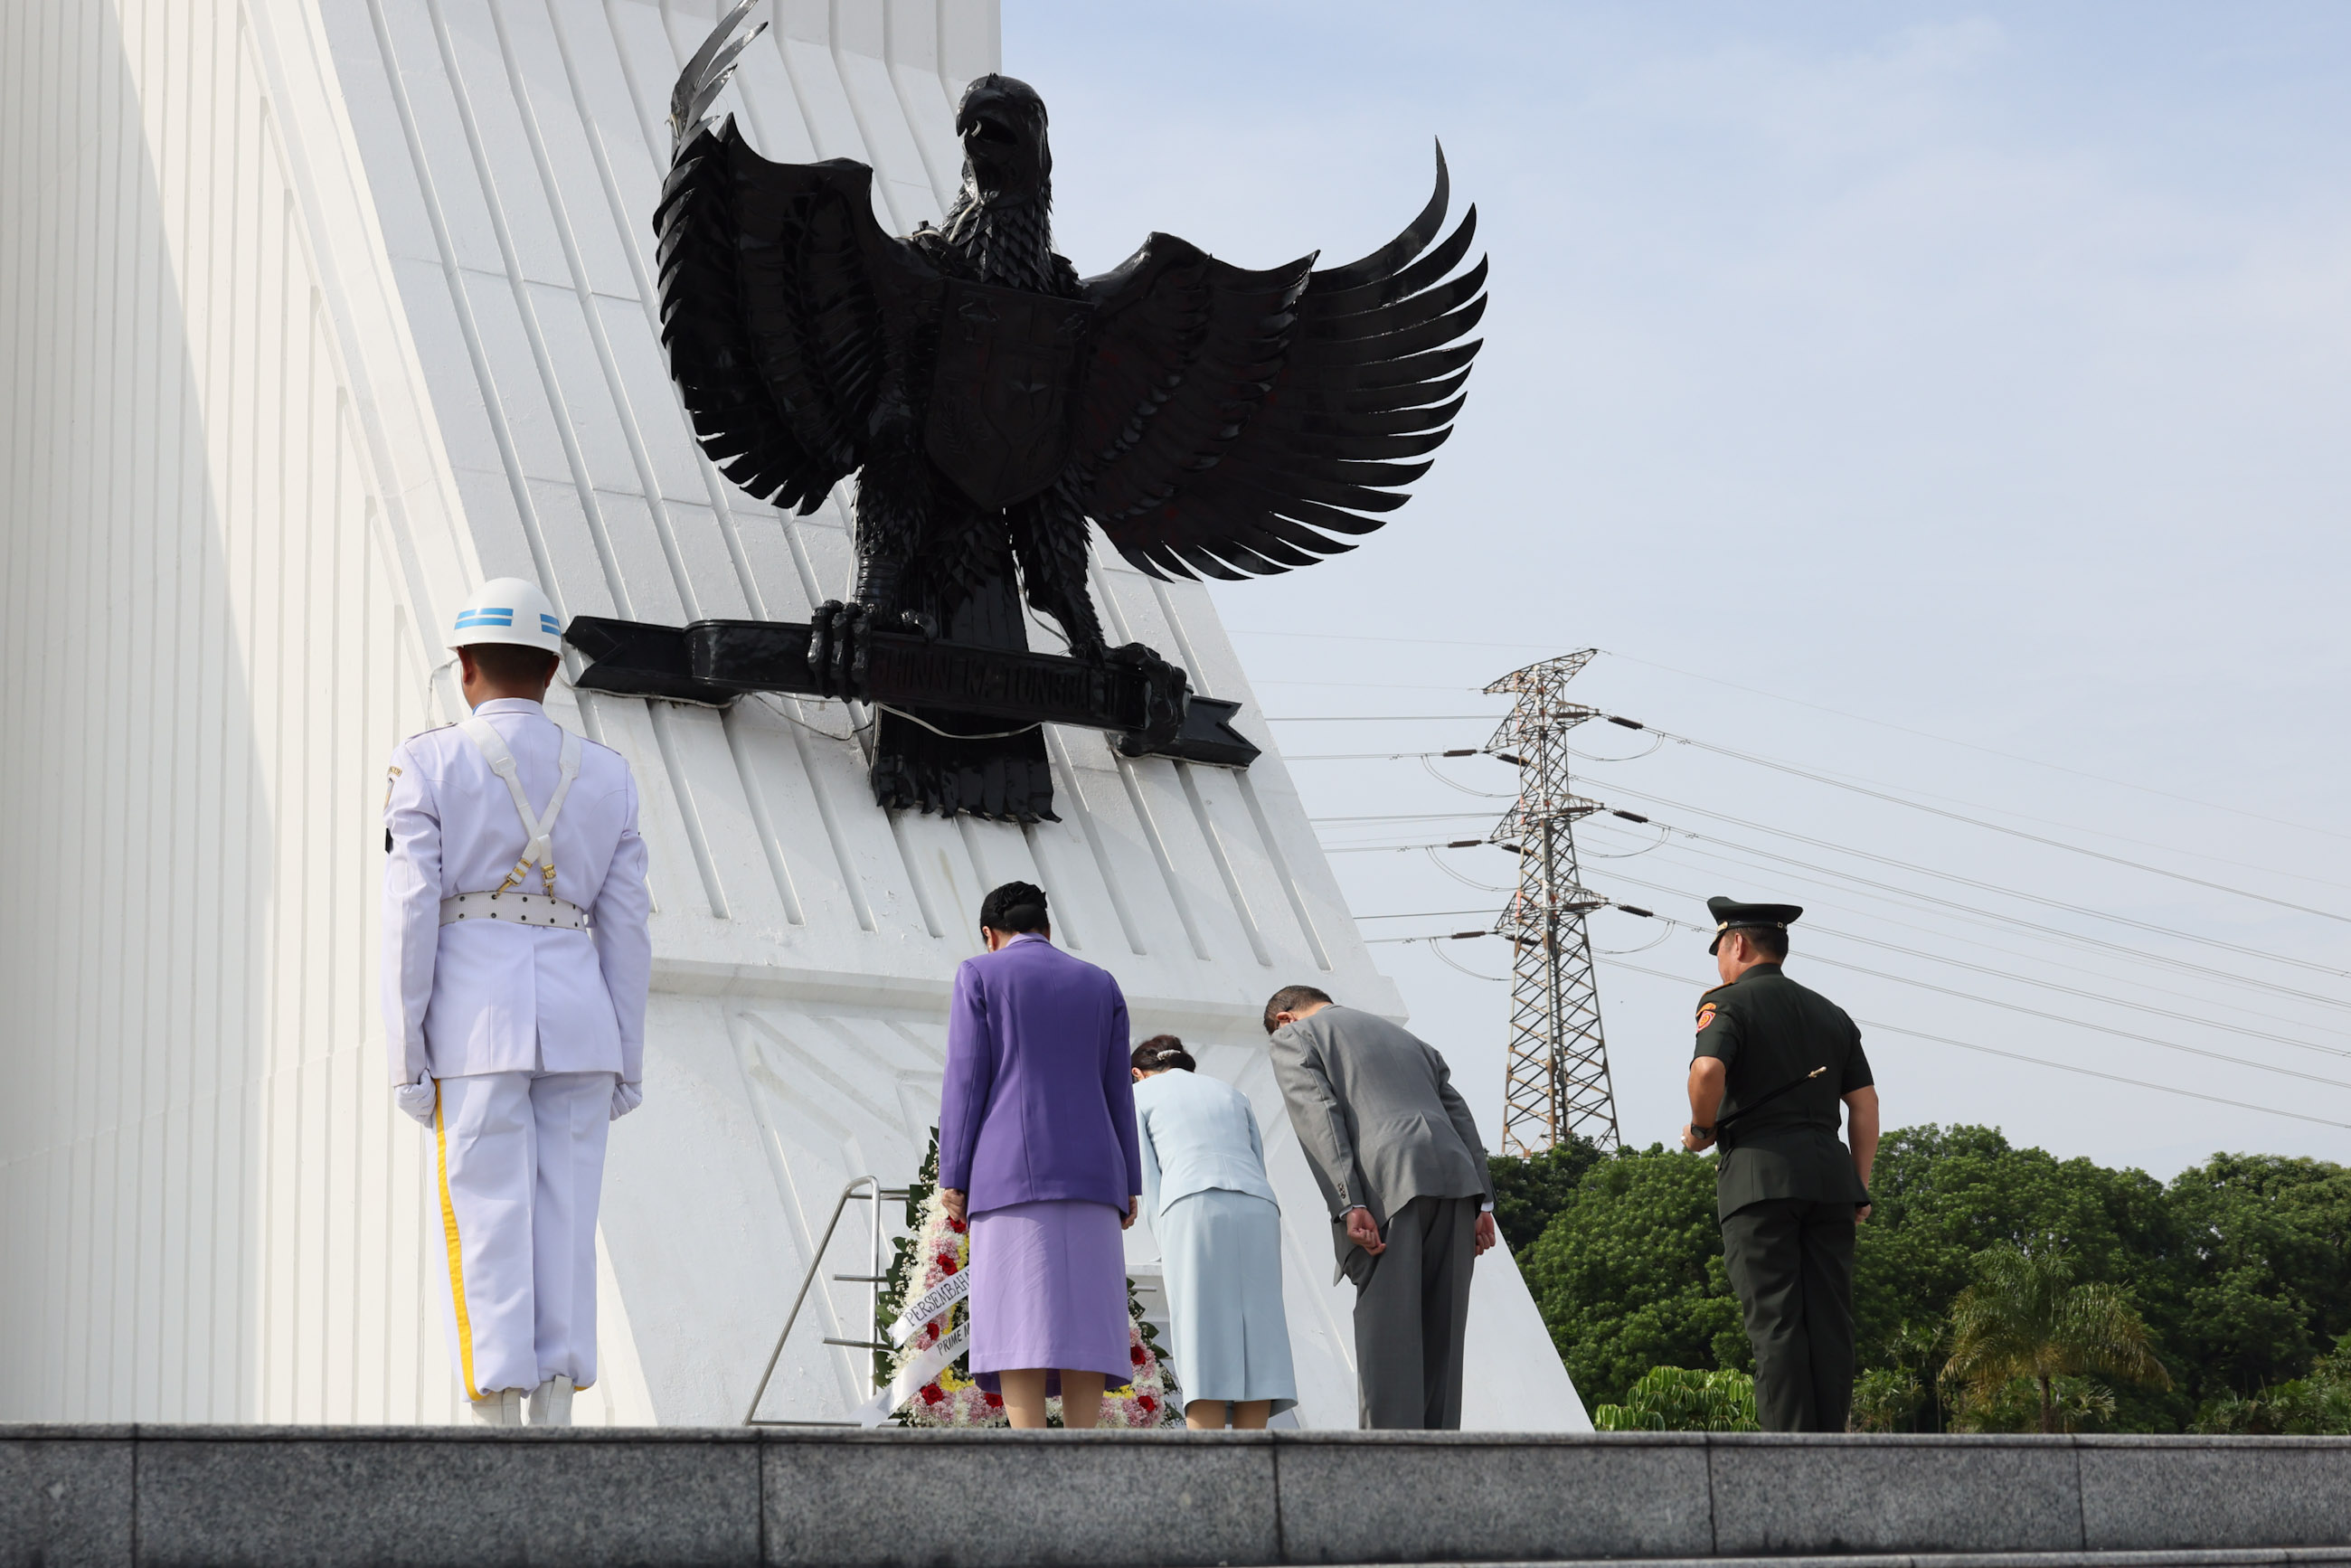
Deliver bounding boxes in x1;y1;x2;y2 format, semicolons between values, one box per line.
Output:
1690;1123;1715;1137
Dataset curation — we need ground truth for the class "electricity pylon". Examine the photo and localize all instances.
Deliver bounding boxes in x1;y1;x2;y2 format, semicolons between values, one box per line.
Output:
1487;650;1620;1154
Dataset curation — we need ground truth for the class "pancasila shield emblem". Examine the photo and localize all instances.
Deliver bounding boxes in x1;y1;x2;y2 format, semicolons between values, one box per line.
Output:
925;277;1094;511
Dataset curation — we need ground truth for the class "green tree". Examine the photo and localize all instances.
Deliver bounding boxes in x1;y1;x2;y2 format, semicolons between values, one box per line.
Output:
1854;1125;2186;1428
1487;1136;1602;1256
1524;1146;1742;1407
2162;1155;2351;1404
1848;1366;1924;1433
1523;1124;2351;1432
2191;1333;2351;1435
1591;1365;1757;1431
1941;1242;2169;1434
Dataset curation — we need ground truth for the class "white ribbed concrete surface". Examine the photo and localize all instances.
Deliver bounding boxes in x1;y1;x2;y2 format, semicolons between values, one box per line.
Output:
0;0;1583;1432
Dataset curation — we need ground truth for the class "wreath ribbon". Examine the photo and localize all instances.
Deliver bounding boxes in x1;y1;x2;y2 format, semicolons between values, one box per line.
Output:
856;1320;970;1427
888;1269;971;1348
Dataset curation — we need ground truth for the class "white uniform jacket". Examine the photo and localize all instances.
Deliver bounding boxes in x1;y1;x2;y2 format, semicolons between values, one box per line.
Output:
381;697;652;1086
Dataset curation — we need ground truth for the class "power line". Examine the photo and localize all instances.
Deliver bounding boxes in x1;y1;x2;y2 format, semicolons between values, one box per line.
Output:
1597;959;2351;1131
1587;859;2351;1054
1351;893;2351;1085
1298;731;2351;902
1321;817;2351;1018
1575;817;2351;1017
1605;720;2351;921
1322;786;2351;982
1596;780;2351;980
1239;632;2349;845
1593;650;2351;846
1619;909;2351;1091
1573;741;2351;892
1229;628;1566;653
1252;679;1487;692
1800;948;2351;1089
1356;908;1496;921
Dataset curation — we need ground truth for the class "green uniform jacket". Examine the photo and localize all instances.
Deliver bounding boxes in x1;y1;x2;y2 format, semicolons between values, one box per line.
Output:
1691;964;1874;1221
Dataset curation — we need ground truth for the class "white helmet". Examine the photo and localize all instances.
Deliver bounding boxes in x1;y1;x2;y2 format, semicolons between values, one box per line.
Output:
447;576;563;655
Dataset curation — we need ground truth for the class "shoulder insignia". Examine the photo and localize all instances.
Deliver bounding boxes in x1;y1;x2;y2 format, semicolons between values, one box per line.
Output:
1695;1001;1719;1033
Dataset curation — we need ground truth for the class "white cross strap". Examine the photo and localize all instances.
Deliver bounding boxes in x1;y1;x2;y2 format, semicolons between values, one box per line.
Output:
458;715;581;898
439;891;590;930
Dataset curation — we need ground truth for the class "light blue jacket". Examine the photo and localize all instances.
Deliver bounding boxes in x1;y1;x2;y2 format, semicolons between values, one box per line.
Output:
1134;1068;1281;1221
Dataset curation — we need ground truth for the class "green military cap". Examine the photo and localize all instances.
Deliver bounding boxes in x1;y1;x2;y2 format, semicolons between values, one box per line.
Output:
1706;896;1803;955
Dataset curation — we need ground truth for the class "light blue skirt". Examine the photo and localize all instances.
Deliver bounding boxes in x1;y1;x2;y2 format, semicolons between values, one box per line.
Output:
1158;1188;1297;1412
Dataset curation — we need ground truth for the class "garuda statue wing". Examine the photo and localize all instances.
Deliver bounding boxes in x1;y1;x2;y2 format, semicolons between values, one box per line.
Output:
1074;147;1486;580
654;7;928;515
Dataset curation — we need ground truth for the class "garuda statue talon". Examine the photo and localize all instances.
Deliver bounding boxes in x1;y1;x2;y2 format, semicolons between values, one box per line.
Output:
656;0;1487;821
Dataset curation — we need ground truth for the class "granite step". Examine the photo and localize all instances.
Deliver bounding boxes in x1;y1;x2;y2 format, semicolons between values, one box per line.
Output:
5;1425;2348;1568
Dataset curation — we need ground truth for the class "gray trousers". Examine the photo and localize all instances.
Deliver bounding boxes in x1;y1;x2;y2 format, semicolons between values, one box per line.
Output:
1345;1194;1478;1430
1719;1196;1857;1433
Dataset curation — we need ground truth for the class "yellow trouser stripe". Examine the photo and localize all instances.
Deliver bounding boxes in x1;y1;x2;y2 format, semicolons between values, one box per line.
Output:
434;1086;483;1403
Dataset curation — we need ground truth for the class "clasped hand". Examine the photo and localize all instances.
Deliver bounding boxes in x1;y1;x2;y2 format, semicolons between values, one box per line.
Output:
1347;1206;1499;1257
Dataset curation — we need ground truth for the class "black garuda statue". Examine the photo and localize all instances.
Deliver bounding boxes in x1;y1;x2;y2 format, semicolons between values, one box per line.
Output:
652;2;1485;820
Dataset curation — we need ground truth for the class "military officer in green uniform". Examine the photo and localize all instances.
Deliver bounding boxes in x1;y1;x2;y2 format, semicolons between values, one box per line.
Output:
1682;897;1881;1432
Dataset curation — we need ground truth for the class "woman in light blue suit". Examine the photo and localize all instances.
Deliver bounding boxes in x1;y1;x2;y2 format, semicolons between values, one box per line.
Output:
1131;1035;1298;1428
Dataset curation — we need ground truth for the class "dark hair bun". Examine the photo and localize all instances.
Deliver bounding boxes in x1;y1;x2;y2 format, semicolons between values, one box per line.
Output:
1130;1034;1196;1073
979;880;1050;934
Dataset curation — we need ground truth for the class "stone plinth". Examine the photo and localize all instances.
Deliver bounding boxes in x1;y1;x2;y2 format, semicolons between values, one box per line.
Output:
5;1426;2349;1568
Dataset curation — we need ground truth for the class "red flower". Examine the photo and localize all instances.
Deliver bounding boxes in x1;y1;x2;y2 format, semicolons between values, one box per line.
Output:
938;1254;958;1274
1130;1344;1147;1365
1138;1394;1157;1414
920;1384;945;1404
947;1216;968;1233
984;1391;1004;1407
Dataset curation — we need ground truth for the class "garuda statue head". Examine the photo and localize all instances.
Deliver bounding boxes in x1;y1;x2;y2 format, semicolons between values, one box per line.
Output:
952;74;1053;209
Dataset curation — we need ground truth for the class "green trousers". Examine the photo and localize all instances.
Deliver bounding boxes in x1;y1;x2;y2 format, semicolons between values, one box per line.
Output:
1719;1196;1857;1432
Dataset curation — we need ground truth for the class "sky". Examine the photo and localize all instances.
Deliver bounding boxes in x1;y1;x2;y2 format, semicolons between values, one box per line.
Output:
1005;2;2351;1178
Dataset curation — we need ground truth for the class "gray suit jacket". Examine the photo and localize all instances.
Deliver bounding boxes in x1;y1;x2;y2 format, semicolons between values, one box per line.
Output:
1269;1006;1493;1280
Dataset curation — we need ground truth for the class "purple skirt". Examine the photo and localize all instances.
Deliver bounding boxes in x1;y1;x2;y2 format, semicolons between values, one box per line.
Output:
967;1198;1132;1392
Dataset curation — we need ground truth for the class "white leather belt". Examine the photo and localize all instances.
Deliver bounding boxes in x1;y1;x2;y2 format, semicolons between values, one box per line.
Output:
439;891;590;930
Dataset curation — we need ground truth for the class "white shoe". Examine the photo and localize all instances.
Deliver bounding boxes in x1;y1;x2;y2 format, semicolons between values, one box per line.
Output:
467;1389;524;1427
527;1374;575;1427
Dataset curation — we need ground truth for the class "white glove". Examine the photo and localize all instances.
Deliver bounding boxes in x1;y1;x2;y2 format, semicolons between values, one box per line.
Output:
393;1075;438;1128
610;1082;643;1121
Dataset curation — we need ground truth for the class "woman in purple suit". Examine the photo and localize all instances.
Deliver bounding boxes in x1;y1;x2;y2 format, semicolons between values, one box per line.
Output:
938;881;1142;1430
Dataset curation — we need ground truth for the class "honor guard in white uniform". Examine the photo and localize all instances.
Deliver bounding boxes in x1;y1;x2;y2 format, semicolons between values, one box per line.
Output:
382;578;653;1426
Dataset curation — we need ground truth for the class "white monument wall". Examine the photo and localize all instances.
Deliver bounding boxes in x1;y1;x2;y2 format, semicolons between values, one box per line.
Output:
0;0;1587;1432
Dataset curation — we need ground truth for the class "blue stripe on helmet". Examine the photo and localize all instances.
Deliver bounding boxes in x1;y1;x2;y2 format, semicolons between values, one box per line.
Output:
540;614;562;635
455;609;515;627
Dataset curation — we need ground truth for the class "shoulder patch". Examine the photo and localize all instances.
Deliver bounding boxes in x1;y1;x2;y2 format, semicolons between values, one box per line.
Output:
1695;1001;1719;1033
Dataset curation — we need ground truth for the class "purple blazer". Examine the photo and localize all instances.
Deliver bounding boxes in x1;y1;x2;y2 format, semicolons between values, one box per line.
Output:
939;934;1141;1214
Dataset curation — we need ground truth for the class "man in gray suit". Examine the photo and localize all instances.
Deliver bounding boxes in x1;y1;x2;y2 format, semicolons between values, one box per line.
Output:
1265;986;1497;1429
